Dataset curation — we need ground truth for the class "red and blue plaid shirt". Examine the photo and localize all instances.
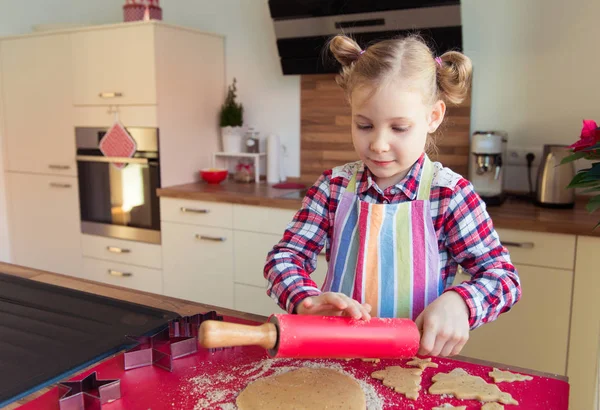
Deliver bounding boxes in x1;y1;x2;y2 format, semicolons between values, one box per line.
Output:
264;154;521;329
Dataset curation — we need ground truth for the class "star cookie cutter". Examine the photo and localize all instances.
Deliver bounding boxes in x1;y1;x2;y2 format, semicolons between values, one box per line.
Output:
124;311;223;371
57;371;121;410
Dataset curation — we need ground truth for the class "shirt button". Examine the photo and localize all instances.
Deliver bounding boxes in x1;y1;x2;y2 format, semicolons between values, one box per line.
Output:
390;189;398;194
383;199;389;204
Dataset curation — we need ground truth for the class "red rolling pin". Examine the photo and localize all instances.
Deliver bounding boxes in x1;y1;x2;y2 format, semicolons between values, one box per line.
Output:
198;314;420;359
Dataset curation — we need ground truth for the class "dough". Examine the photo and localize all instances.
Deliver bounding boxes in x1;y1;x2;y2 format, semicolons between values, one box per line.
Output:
432;406;466;410
489;368;533;383
406;357;439;370
236;368;366;410
362;358;381;363
482;403;504;410
429;368;518;405
371;366;423;400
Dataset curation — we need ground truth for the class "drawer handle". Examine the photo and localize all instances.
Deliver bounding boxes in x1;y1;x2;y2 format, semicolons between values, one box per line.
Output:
107;246;131;254
181;207;209;214
48;164;70;170
108;269;132;277
196;234;226;242
99;92;123;98
504;241;534;249
49;182;71;188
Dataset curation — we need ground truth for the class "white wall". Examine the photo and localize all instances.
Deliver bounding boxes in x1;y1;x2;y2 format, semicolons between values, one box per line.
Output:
461;0;600;191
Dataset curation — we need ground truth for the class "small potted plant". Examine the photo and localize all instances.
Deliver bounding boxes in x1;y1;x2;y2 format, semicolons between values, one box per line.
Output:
220;78;244;153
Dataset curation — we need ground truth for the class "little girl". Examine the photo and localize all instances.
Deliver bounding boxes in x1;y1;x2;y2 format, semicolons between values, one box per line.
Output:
264;34;521;357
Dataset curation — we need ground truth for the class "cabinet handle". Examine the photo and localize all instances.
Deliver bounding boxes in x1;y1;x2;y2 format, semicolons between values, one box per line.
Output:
196;234;226;242
107;246;131;254
181;207;209;214
49;182;71;188
99;92;123;98
48;164;70;170
108;269;132;277
504;241;534;249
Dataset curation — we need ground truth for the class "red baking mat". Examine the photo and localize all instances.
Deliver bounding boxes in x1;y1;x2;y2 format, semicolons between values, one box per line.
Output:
16;316;569;410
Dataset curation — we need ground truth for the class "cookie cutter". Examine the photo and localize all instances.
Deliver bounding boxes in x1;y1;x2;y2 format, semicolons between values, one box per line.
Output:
57;371;121;410
124;311;223;372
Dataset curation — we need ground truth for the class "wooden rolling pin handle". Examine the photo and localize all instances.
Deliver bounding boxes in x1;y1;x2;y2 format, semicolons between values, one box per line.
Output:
198;320;278;350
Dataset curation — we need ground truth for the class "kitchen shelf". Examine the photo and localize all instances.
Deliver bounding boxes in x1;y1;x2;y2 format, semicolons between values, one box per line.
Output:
212;152;266;183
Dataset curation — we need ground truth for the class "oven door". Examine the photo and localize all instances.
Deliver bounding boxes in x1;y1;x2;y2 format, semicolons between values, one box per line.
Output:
77;155;161;244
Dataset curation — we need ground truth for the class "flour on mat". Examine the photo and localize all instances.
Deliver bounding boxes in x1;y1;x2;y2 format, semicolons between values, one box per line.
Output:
187;358;385;410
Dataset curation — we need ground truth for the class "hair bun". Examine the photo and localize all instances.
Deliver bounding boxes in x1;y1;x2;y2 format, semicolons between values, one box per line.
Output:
437;51;473;105
329;35;363;67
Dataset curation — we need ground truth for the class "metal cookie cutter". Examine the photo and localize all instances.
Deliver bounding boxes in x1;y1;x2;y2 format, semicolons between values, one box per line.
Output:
58;371;121;410
124;311;223;371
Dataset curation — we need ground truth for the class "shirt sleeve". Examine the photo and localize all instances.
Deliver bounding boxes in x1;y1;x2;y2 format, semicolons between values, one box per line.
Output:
263;171;331;313
443;179;522;330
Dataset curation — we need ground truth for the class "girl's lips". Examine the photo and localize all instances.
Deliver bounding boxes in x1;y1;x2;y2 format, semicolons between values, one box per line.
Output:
371;159;395;167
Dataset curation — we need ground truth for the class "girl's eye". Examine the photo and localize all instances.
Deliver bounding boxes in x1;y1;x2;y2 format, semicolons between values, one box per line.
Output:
356;124;372;130
393;127;409;133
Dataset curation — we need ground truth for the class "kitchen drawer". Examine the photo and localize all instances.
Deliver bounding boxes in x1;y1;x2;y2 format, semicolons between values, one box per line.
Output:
233;204;296;234
81;234;162;269
162;222;234;309
82;257;162;294
234;283;286;317
160;198;233;229
496;228;575;270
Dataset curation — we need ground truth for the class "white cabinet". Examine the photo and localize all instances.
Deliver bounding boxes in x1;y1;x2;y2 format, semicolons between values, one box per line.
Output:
6;173;82;276
454;263;573;375
81;234;162;269
71;24;156;106
567;236;600;410
1;34;75;175
82;257;162;294
162;221;234;309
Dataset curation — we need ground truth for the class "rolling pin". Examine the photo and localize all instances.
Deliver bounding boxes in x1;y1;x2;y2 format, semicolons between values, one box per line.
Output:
198;314;420;359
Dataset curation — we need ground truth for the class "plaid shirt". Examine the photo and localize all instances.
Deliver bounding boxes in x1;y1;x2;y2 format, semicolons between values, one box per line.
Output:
264;154;521;329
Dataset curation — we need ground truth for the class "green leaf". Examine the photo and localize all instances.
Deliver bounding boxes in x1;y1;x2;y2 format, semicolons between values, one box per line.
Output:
560;151;586;164
586;195;600;213
588;162;600;177
594;221;600;231
567;171;592;188
581;143;600;152
580;186;600;194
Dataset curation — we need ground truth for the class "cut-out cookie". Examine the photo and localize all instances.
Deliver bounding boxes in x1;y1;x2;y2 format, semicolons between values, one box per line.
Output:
432;405;466;410
489;368;533;383
482;403;504;410
429;368;518;405
371;366;423;400
362;358;381;363
406;357;439;370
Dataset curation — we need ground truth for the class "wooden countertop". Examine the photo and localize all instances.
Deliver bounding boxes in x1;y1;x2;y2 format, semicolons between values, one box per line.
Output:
158;182;600;237
0;262;568;408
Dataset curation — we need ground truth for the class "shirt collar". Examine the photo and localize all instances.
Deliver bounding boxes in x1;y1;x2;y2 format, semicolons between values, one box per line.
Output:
356;153;426;200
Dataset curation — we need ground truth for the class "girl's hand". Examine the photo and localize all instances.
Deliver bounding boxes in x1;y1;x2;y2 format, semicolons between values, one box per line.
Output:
296;292;372;320
415;291;470;357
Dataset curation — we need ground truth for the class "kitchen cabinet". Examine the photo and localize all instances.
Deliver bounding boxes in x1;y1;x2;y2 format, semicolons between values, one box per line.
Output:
162;221;234;309
454;263;573;376
567;236;600;410
6;173;82;277
1;34;75;176
81;233;162;269
82;257;162;294
71;24;156;106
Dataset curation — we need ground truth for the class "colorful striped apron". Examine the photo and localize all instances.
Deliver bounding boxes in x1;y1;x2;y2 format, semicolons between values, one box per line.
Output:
322;157;441;320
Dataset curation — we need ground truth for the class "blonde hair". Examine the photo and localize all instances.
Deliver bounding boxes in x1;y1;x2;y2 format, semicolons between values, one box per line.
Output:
328;34;472;108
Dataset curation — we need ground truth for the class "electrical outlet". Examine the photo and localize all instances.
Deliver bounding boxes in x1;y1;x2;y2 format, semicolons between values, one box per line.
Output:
506;147;543;167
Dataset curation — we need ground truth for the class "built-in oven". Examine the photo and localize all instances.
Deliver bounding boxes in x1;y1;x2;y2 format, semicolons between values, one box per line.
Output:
76;127;161;244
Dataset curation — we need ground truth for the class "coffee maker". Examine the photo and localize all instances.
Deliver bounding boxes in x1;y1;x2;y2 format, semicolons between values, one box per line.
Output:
469;131;507;206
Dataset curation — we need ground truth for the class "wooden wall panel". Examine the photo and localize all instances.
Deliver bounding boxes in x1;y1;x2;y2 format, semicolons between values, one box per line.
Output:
299;74;471;185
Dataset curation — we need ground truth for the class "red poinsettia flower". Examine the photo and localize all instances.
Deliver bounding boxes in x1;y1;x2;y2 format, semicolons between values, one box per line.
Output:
569;119;600;152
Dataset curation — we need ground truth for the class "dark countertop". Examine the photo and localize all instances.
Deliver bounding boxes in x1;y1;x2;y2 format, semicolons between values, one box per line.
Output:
157;182;600;237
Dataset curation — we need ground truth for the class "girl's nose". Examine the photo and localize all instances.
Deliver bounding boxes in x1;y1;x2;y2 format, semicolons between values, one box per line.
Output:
370;133;390;153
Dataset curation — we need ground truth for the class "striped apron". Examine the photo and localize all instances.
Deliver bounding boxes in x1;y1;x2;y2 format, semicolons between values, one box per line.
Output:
322;157;441;320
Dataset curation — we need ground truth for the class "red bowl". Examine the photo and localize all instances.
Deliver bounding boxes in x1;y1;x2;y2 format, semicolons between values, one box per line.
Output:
200;168;228;184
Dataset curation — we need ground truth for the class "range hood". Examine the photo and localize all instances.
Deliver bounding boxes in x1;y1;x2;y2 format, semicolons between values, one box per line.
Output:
268;0;462;75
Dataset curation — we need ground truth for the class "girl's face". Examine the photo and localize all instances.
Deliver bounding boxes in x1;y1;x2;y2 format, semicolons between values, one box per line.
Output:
350;80;445;190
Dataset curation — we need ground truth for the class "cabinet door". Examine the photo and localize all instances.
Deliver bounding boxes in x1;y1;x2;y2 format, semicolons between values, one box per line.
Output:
162;222;234;309
71;25;156;105
6;172;82;276
453;264;572;375
1;35;75;175
234;283;286;317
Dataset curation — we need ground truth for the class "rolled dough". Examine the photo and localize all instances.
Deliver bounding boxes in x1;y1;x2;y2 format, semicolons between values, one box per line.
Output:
236;368;366;410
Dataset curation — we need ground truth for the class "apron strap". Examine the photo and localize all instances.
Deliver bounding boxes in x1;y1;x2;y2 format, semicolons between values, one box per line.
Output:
346;166;359;194
416;157;434;201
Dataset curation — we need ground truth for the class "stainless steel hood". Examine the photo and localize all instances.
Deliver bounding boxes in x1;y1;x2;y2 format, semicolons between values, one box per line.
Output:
268;0;463;75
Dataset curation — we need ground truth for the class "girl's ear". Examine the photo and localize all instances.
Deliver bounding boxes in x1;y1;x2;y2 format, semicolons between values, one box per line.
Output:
427;100;446;133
